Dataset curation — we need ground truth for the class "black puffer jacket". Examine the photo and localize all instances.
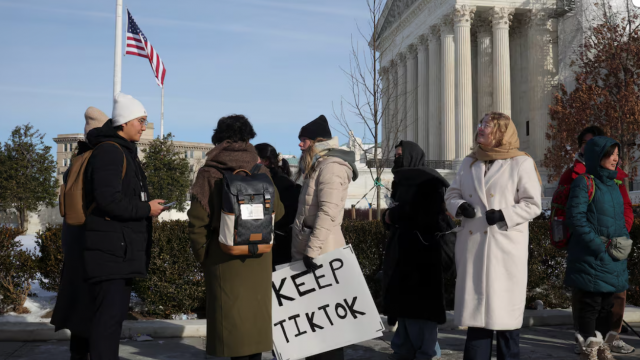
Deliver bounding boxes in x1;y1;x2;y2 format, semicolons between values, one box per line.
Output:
382;141;452;324
83;120;152;283
269;167;301;268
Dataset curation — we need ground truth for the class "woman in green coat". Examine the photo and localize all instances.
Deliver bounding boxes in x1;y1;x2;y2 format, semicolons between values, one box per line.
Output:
188;115;284;360
565;136;630;360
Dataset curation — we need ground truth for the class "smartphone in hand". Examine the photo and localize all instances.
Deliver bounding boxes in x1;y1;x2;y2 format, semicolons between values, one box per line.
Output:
163;201;177;208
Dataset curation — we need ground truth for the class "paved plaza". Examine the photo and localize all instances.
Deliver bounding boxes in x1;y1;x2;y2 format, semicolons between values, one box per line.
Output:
3;324;640;359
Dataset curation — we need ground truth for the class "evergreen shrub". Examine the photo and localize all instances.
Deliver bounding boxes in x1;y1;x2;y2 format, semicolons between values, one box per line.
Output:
0;226;37;314
132;220;205;318
35;224;63;293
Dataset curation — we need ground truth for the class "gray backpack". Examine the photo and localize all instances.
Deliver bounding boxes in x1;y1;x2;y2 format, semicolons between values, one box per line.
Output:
215;164;276;256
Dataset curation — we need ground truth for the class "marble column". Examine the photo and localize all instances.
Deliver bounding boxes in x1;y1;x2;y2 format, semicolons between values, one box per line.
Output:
417;35;429;154
440;19;456;161
388;60;399;147
428;26;441;160
454;5;475;161
491;7;514;116
380;65;390;154
405;44;419;143
476;14;493;119
396;52;407;141
527;10;557;162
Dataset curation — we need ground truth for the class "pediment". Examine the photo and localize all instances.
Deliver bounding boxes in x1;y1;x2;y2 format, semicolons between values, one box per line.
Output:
378;0;420;40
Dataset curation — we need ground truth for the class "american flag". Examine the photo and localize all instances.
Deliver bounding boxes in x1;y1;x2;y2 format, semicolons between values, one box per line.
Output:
126;9;166;87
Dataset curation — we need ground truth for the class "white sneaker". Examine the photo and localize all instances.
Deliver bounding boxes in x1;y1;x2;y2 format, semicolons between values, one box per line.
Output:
611;339;635;354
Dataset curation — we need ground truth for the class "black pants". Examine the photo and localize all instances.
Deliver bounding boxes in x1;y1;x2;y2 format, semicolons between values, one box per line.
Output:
70;334;90;359
307;347;345;360
231;354;262;360
89;278;132;360
573;288;615;339
463;327;520;360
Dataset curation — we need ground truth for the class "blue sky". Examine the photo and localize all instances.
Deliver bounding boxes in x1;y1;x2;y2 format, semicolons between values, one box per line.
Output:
0;0;373;156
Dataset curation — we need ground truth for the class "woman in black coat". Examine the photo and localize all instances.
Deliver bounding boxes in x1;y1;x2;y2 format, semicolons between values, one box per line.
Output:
383;141;452;360
255;143;301;268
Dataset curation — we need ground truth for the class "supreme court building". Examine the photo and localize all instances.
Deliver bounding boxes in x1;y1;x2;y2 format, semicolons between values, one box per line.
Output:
377;0;603;195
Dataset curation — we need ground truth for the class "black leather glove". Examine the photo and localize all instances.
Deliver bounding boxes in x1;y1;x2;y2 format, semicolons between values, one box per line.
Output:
303;255;320;271
486;209;505;226
457;202;476;219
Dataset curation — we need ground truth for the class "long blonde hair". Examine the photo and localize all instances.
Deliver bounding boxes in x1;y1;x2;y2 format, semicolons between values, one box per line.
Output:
295;138;329;181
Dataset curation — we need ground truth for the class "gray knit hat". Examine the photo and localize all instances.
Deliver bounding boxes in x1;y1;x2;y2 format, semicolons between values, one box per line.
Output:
84;107;109;137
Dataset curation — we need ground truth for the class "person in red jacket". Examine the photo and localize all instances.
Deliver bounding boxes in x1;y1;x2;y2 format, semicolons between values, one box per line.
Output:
559;125;635;355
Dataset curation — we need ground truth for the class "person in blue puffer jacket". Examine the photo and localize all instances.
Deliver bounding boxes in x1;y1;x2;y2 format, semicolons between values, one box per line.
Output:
565;136;630;360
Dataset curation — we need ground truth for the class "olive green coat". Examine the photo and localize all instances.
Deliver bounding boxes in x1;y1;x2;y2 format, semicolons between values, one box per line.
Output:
188;141;284;357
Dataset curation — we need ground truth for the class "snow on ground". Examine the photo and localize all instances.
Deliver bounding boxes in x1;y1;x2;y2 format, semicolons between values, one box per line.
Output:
16;235;38;253
0;281;56;323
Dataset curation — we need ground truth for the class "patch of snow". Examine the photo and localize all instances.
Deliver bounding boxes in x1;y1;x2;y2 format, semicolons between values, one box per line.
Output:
16;235;38;254
0;281;56;323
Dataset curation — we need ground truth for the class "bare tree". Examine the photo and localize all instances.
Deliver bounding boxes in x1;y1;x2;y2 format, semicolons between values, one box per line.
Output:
333;0;410;220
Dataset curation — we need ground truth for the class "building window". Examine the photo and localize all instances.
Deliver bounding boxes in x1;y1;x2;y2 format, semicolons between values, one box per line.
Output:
190;165;194;172
202;151;206;159
63;159;67;166
185;151;189;159
190;150;194;158
64;144;67;152
526;121;530;136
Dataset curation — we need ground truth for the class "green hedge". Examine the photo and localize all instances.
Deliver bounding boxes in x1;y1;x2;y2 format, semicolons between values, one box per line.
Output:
132;220;205;317
0;226;37;314
35;224;63;293
27;218;640;315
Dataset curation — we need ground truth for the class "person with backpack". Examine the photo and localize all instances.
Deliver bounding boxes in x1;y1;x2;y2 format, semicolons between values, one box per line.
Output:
188;115;284;360
382;140;452;360
565;136;632;360
255;143;301;269
444;112;542;360
292;115;358;360
82;93;167;360
552;126;634;355
50;106;109;360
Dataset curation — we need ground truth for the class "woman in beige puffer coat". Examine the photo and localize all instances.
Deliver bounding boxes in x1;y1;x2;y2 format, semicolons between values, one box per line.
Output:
291;115;358;360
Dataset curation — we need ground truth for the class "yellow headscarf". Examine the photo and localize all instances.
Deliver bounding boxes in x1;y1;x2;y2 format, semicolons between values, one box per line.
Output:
468;117;542;185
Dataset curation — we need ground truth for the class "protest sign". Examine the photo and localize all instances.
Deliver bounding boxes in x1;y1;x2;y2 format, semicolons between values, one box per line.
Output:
272;246;384;360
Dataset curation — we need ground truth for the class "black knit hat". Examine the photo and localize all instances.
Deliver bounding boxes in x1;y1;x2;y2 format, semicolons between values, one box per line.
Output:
298;115;332;141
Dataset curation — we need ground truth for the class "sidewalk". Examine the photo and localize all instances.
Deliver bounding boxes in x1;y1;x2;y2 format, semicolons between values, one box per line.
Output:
4;324;640;359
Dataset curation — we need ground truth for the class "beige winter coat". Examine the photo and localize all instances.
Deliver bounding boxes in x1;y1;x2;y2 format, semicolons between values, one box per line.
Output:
292;153;354;261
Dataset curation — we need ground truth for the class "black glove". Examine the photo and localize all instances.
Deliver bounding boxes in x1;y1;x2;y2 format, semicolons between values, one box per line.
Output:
486;209;505;226
303;255;320;271
457;202;476;219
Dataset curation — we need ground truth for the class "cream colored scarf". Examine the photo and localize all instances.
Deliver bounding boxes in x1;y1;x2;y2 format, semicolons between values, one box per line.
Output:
469;119;542;185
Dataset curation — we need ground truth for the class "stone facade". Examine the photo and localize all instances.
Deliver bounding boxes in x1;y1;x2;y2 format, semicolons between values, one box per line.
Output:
375;0;625;195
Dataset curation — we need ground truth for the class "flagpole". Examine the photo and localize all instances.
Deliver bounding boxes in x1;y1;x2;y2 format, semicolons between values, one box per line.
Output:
160;86;164;139
113;0;123;99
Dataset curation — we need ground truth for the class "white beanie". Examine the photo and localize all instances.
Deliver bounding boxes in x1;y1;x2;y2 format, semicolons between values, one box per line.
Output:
112;92;147;126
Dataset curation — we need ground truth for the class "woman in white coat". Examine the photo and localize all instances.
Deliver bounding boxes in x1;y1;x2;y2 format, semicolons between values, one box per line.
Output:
445;112;542;360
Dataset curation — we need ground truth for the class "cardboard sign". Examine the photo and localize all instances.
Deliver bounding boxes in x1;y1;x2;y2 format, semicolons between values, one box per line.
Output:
272;246;384;360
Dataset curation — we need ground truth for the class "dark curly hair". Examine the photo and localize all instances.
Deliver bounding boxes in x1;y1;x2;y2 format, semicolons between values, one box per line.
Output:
211;114;256;145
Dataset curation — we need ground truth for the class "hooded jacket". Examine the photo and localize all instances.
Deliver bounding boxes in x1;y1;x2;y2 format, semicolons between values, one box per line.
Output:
565;136;630;293
83;120;152;282
558;153;633;232
292;137;357;260
382;141;451;324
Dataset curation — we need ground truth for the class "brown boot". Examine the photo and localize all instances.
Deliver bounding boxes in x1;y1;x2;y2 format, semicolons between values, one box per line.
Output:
577;332;602;360
599;332;617;360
